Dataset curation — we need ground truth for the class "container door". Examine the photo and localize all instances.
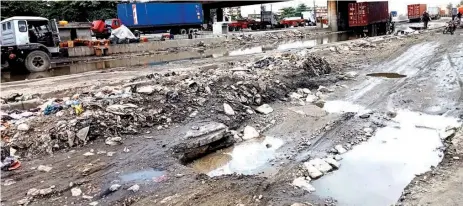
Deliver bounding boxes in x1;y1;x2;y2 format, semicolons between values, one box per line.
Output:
348;3;357;27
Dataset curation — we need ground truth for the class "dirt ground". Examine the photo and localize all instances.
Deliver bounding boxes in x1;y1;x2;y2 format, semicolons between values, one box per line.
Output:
1;23;461;206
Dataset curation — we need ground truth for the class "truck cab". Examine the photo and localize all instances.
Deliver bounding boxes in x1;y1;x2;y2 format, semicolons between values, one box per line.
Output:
1;16;60;72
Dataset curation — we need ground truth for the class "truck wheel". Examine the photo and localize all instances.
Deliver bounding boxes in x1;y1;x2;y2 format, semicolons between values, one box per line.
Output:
180;29;187;35
25;50;50;72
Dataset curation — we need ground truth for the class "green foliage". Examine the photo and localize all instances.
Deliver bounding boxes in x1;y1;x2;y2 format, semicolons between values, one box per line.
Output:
447;3;453;11
280;7;296;18
1;1;119;22
296;4;309;14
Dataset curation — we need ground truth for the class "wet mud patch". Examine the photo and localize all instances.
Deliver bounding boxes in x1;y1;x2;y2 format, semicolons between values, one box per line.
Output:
313;111;461;206
366;72;407;78
190;136;284;177
119;168;166;183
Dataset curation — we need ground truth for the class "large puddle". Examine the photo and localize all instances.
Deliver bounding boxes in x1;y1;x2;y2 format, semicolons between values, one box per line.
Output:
1;32;359;82
190;136;284;177
312;110;460;206
119;168;166;183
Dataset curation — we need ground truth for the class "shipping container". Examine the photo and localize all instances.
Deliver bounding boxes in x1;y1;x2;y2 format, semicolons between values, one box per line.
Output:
427;7;440;19
459;6;463;14
348;1;389;27
408;4;426;21
117;2;203;34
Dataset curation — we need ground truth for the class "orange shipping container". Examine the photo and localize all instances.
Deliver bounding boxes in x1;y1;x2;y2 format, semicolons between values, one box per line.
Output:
407;4;426;20
459;6;463;14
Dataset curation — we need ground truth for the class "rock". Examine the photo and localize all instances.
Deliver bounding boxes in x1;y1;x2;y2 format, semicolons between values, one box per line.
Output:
306;158;332;173
83;152;94;156
334;155;342;161
255;104;273;114
82;195;93;199
37;165;52;172
39;187;53;195
71;187;82;196
107;152;116;157
223;103;235;116
301;88;312;94
89;201;99;206
453;156;460;160
334;145;347;154
364;127;374;135
189;110;199;118
305;95;318;103
109;184;121;192
243;126;260;140
76;126;90;143
292;177;315;192
3;179;16;186
291;203;311;206
17;198;31;205
289;92;303;100
304;163;323;179
127;184;140;192
136;85;156;94
317;86;334;93
345;71;358;78
17;123;30;131
123;147;130;153
359;113;370;119
105;136;123;146
27;188;40;196
314;100;325;108
387;111;397;118
324;158;341;169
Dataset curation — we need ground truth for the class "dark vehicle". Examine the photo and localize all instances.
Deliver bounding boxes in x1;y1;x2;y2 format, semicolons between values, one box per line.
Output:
1;17;60;72
348;1;391;36
443;20;457;35
117;2;204;34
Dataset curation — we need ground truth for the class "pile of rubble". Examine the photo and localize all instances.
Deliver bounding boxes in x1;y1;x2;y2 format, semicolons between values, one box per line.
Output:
0;51;338;158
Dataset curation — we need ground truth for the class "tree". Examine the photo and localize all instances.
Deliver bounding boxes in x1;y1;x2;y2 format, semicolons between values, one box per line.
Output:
280;7;296;18
457;0;463;7
447;3;453;12
296;3;309;14
0;1;119;22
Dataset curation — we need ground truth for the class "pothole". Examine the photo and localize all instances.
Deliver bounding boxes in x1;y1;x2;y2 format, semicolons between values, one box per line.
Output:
312;111;460;206
189;136;284;177
366;73;407;78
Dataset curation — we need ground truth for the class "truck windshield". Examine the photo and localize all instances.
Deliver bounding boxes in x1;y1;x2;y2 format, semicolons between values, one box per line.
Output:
105;20;113;25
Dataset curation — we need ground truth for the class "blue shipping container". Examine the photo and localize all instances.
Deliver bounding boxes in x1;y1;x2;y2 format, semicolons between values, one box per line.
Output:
117;3;204;27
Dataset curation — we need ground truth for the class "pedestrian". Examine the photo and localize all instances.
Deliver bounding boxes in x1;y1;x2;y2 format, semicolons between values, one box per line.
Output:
458;12;462;22
422;11;431;29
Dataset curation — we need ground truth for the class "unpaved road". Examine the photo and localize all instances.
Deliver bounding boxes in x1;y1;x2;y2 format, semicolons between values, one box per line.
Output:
2;25;462;206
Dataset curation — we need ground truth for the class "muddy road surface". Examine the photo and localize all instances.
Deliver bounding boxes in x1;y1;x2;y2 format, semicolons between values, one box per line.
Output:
2;27;461;206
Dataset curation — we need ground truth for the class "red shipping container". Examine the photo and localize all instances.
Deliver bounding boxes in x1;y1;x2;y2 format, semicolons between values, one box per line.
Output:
348;1;389;27
407;4;426;20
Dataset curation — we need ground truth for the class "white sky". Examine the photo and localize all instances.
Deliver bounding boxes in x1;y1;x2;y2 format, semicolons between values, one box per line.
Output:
240;0;461;17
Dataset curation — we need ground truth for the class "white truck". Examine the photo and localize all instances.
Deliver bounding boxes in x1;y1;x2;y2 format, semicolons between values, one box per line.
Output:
427;7;440;20
1;16;60;72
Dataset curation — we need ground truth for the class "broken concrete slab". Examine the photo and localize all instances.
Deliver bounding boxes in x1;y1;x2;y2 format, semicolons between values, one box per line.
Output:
306;158;332;174
243;126;260;140
304;163;323;179
255;104;273;114
292;177;315;192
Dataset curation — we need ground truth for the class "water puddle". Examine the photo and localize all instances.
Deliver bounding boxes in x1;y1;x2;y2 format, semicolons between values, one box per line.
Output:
366;73;407;78
119;168;166;183
1;32;361;83
318;100;369;114
190;136;284;177
312;110;460;206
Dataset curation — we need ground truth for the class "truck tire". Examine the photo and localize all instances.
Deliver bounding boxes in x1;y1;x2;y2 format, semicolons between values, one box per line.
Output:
25;50;50;72
180;29;187;35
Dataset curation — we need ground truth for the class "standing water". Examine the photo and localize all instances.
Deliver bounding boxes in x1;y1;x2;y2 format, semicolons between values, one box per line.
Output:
312;110;460;206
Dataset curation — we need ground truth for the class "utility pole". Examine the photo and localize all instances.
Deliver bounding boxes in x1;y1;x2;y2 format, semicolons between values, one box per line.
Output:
313;0;317;27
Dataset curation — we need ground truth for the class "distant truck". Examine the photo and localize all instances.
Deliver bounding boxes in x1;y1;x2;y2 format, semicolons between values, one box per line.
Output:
427;7;440;20
408;4;426;22
116;2;204;35
348;1;391;36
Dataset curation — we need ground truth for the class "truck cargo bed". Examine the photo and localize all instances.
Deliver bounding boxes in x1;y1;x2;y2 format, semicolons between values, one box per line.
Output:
348;1;389;27
408;4;426;20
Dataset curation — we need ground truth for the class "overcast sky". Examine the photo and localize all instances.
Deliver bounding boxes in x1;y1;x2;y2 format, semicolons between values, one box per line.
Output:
240;0;461;17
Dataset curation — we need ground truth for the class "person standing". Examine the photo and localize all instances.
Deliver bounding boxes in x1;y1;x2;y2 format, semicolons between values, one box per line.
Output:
422;11;431;29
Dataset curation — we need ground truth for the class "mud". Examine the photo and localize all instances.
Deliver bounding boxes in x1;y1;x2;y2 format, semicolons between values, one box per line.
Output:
0;25;457;206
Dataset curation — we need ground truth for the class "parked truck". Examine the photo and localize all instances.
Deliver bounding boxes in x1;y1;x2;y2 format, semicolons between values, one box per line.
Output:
111;2;204;35
427;7;440;20
1;16;61;72
408;4;426;22
348;1;391;36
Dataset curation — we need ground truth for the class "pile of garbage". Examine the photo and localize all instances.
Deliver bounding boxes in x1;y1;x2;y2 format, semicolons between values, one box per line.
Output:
0;51;337;157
